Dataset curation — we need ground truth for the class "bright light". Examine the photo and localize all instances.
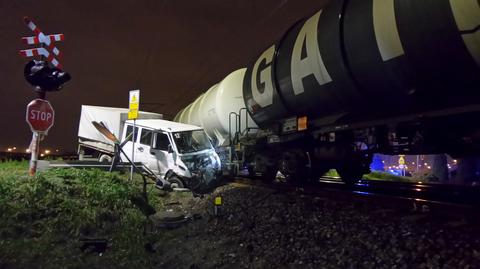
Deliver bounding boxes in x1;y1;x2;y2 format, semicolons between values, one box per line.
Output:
40;153;45;157
55;149;59;152
26;149;31;153
44;150;51;154
13;147;16;150
412;162;415;165
418;181;423;184
453;159;457;163
427;166;431;169
424;162;428;166
7;148;12;152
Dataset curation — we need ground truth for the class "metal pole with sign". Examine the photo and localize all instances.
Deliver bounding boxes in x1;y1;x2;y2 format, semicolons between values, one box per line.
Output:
128;89;140;181
398;155;406;177
20;17;68;176
26;99;55;176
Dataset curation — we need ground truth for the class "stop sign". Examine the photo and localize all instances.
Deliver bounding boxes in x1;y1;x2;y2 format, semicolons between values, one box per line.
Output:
26;99;55;133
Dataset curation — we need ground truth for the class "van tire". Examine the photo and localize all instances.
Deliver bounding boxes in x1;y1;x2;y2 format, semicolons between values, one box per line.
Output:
168;176;185;189
99;154;112;163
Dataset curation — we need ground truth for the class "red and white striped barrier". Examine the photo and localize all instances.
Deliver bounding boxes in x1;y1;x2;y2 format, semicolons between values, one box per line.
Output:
22;34;64;46
19;48;62;69
19;17;64;69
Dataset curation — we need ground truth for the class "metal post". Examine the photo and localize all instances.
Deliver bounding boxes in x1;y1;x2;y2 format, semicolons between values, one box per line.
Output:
130;119;136;181
28;131;40;176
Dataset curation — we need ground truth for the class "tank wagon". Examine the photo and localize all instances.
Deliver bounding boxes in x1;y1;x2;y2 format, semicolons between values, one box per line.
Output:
176;0;480;183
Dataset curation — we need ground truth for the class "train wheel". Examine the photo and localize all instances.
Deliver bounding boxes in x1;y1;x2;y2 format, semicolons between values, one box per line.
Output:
337;154;372;185
311;165;330;181
278;150;309;182
337;166;363;185
260;166;278;182
336;163;364;185
247;165;256;177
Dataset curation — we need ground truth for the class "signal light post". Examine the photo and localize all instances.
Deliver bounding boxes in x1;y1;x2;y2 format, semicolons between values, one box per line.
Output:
19;17;71;176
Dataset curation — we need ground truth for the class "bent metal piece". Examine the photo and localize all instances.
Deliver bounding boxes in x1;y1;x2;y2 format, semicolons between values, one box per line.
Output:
91;121;171;189
91;121;119;144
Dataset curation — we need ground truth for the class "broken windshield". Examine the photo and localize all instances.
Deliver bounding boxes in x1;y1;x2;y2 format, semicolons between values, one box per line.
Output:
172;130;212;154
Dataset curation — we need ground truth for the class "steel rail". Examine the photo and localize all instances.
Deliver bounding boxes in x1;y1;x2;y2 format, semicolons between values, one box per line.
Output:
230;177;480;220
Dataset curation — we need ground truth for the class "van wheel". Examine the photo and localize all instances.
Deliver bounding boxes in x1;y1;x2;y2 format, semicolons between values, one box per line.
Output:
99;154;112;163
168;176;185;189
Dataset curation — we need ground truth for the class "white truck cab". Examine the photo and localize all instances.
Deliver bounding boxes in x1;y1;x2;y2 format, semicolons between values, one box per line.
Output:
121;119;221;190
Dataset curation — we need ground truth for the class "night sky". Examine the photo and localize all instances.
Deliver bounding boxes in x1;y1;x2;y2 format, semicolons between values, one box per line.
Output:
0;0;330;152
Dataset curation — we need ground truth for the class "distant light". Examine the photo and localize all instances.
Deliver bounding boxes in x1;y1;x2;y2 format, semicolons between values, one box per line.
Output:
418;181;423;184
427;166;431;169
26;148;31;153
382;161;385;163
453;159;457;163
44;150;51;154
13;147;16;150
55;149;59;152
412;162;415;165
40;153;45;157
7;148;12;152
424;162;428;166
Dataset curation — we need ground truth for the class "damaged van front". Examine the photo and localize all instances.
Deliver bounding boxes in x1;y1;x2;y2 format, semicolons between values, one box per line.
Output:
148;124;221;194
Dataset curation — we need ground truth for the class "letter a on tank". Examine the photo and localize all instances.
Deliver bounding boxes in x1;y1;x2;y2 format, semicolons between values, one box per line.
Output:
291;11;332;95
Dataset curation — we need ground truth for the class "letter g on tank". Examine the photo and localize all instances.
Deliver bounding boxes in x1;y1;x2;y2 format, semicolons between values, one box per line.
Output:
251;45;275;108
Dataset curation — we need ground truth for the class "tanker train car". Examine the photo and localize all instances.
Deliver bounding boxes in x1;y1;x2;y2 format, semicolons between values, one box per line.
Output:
175;0;480;183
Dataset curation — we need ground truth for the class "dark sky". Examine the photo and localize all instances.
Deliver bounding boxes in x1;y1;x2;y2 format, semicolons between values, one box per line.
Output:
0;0;330;152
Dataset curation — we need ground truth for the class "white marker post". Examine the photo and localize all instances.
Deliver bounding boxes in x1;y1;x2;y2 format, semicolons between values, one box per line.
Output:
128;89;140;181
28;132;40;176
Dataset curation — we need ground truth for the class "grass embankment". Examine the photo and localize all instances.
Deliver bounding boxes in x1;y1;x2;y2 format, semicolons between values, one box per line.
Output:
0;161;177;269
324;169;413;182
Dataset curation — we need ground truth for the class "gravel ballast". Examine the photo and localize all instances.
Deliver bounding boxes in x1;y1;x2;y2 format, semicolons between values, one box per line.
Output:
152;184;480;269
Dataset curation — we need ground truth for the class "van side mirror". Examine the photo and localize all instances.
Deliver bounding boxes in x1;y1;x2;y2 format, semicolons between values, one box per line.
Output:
168;144;173;153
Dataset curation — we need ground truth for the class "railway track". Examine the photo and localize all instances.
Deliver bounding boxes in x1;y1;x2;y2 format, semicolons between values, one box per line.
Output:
230;176;480;220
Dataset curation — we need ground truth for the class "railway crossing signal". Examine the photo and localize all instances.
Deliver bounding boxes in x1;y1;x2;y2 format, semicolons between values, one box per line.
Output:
19;16;69;176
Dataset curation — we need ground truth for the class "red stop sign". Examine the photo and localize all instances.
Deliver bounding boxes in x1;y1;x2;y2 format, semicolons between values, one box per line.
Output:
26;99;55;133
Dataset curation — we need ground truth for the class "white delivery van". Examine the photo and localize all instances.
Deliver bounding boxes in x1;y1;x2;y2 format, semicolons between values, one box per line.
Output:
78;105;221;193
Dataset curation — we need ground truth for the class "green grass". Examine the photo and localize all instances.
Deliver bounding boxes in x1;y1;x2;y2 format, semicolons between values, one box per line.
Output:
323;169;340;177
0;160;178;269
362;171;413;182
322;168;415;182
